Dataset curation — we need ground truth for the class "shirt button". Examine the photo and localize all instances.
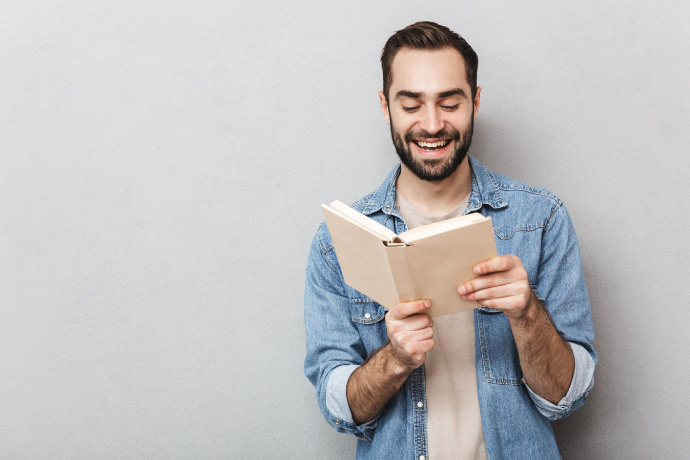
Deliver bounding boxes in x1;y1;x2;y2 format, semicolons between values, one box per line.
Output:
417;401;423;408
420;456;426;460
364;313;371;319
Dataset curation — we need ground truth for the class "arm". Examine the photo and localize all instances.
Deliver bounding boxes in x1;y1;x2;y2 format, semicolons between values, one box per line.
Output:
458;255;574;403
304;226;433;437
458;204;596;414
347;300;434;424
510;292;575;403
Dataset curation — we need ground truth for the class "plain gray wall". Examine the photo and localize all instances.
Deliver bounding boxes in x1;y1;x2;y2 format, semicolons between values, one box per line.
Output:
2;1;689;458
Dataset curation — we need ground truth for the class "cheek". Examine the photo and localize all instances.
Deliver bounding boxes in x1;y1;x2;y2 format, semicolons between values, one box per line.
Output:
393;119;420;138
449;114;473;133
389;120;406;139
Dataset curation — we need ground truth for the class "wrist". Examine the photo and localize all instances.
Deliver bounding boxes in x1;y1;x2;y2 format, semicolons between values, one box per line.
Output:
507;290;542;324
382;342;415;378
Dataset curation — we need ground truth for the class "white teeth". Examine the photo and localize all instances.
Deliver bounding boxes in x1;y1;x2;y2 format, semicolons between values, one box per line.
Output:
417;140;448;148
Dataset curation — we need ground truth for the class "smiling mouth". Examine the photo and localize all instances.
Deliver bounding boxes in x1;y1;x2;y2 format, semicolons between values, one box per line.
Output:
413;139;451;151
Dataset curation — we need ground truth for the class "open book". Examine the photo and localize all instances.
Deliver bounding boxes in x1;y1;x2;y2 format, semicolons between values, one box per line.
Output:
322;200;498;317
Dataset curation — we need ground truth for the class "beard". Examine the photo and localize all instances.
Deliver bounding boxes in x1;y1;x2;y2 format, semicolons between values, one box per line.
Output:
390;115;474;182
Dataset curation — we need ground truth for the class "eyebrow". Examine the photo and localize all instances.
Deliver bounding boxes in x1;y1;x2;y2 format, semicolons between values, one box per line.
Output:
438;88;467;99
395;88;468;100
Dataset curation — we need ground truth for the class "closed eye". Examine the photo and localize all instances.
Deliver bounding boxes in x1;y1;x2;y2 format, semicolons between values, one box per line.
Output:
441;104;459;111
402;106;421;113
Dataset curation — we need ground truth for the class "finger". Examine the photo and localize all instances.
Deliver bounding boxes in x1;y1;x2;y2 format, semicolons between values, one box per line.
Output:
387;313;433;335
417;338;434;354
458;271;515;295
390;330;435;361
387;299;431;321
460;283;520;302
420;326;434;340
403;315;434;331
477;296;526;311
403;337;435;357
395;326;434;344
472;254;519;275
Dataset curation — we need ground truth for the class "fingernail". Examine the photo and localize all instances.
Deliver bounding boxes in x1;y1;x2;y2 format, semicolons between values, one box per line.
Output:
473;266;481;274
458;286;466;295
424;300;431;308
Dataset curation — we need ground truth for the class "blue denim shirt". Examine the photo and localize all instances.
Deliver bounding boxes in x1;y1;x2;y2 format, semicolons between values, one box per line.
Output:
304;156;596;459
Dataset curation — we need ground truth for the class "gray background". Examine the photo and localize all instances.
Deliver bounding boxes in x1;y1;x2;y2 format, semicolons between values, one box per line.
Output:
2;1;688;459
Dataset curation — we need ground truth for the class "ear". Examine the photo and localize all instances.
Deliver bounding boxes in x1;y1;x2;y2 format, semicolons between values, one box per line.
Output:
378;91;391;124
473;86;481;120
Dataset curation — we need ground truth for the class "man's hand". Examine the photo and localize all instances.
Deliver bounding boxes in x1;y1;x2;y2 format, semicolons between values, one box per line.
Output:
346;299;433;425
458;254;575;404
457;254;533;318
385;299;435;373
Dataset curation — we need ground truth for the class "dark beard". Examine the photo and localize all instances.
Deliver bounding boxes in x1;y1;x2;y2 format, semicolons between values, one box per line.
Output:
391;116;474;182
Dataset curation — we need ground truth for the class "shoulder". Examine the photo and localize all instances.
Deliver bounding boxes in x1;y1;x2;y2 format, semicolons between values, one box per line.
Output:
481;168;568;236
493;171;562;213
470;156;562;220
349;189;378;213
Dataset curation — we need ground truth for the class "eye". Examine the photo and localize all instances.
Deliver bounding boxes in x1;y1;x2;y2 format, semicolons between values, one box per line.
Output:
441;104;460;111
402;106;420;113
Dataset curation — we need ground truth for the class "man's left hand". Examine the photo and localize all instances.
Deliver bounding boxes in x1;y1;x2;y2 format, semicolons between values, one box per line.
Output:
458;254;575;403
457;254;534;318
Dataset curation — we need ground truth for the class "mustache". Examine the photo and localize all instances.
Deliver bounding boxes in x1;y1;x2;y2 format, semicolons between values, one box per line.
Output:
404;127;461;143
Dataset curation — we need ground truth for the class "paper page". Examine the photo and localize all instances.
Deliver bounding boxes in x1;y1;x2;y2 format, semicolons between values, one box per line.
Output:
399;212;486;243
328;200;398;242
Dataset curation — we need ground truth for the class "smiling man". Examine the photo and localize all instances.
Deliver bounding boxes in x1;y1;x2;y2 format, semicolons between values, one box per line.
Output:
304;22;596;459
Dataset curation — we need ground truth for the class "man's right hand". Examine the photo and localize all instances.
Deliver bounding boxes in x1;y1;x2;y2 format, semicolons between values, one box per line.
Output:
385;299;435;372
346;299;435;424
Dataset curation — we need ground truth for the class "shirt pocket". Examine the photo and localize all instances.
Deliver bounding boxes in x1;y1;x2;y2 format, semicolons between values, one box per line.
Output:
477;307;522;385
350;298;388;356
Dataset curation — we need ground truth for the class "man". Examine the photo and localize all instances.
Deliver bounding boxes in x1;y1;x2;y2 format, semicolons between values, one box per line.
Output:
304;21;596;459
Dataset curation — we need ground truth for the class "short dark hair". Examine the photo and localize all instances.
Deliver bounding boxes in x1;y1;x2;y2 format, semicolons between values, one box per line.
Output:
381;21;478;101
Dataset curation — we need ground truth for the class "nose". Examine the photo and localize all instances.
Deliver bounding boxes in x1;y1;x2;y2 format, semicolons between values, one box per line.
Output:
419;106;444;135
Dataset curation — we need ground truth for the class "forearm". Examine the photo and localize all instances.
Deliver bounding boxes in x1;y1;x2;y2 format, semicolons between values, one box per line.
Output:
509;293;575;404
346;342;412;425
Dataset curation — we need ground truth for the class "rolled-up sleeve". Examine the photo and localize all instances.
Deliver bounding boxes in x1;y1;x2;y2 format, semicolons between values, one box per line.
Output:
524;342;595;420
326;364;380;430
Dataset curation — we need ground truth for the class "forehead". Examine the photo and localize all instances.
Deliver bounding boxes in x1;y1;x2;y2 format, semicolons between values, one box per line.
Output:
390;47;469;95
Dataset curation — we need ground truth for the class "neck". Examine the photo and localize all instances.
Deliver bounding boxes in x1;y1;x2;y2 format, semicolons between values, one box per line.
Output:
396;156;472;217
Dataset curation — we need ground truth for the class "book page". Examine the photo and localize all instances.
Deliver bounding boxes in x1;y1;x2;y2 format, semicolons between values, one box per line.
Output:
327;200;398;242
398;212;486;243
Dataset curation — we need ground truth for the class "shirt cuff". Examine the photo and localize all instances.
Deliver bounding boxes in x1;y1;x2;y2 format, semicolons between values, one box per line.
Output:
524;342;595;420
326;364;379;428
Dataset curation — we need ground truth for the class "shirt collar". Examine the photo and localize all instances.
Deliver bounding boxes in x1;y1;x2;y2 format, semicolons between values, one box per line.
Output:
361;155;507;217
466;155;508;212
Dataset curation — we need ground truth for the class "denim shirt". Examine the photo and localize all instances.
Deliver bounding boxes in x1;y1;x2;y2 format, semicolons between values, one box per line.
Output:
304;156;596;459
